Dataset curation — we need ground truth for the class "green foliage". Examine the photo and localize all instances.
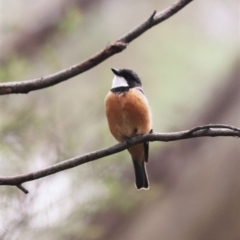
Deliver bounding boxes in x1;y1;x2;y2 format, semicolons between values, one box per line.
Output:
58;8;82;33
0;55;28;82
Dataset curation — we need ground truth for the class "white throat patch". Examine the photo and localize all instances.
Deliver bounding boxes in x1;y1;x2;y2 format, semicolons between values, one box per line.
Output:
111;75;128;89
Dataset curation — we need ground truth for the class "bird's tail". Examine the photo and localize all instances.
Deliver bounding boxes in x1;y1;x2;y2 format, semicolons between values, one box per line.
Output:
133;160;149;190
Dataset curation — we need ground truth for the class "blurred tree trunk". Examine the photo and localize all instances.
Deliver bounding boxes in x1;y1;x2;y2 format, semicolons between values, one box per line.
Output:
107;60;240;240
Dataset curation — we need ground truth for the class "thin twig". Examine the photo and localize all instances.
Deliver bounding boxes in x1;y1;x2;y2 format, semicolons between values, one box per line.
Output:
186;124;240;136
0;0;194;95
0;124;239;193
16;184;29;194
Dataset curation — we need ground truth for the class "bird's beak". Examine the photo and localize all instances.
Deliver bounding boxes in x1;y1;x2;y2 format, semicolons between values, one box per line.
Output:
111;68;120;76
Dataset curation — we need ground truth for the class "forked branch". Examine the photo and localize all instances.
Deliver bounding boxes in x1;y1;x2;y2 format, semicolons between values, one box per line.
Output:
0;0;194;95
0;124;239;194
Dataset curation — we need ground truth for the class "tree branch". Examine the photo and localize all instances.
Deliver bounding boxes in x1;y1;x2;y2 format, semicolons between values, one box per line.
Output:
0;124;239;194
16;184;29;194
0;0;194;95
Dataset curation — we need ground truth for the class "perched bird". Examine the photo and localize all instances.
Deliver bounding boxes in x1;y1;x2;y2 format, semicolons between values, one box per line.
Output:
105;68;152;189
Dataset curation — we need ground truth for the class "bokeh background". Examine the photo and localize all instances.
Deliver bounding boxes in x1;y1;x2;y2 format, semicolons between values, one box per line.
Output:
0;0;239;239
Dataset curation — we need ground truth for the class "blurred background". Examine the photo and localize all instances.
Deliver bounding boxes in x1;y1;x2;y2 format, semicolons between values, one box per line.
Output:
0;0;239;239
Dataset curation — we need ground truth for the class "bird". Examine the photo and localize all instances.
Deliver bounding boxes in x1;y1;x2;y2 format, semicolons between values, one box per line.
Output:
105;68;152;189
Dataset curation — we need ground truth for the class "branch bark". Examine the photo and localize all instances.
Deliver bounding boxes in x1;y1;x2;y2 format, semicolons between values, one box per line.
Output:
0;124;239;194
0;0;193;95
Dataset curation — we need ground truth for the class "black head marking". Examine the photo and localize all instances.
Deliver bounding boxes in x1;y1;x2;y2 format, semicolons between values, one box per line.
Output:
111;68;142;88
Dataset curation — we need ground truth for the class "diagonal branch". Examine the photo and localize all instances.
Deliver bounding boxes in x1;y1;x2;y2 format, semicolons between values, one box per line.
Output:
0;0;194;95
0;124;239;194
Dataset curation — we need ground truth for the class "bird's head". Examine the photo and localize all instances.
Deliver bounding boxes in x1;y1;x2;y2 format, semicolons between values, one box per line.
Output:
111;68;142;89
